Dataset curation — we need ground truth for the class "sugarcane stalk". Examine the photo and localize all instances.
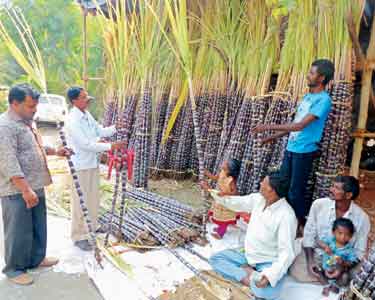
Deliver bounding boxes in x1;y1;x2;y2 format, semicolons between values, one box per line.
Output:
57;121;102;267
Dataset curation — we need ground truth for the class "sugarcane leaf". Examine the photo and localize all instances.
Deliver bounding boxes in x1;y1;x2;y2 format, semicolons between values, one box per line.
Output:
97;241;134;277
0;7;47;92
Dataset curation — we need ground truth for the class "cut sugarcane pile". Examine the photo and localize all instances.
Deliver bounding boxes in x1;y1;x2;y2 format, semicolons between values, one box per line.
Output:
98;188;205;248
341;249;375;300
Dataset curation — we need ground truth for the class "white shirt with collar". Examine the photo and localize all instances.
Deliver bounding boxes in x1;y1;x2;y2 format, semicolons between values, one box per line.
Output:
65;106;116;171
303;197;371;260
211;191;297;287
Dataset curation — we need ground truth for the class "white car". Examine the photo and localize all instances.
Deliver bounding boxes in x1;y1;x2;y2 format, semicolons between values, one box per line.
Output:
34;94;68;124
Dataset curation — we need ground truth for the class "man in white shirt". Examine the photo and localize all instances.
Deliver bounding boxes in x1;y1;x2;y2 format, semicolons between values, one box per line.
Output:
209;172;297;300
65;86;125;251
290;175;370;284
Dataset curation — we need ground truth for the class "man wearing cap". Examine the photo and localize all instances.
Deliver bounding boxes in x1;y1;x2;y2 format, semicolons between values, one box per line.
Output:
65;86;124;251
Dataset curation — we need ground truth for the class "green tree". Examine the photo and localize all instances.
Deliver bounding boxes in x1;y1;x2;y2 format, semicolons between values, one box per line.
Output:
0;0;105;117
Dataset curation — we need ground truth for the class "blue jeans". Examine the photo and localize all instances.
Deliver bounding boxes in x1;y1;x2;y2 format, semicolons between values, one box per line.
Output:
279;150;318;222
1;189;47;278
209;249;285;300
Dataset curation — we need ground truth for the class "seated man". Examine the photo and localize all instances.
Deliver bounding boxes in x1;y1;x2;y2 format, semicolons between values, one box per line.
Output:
209;172;297;300
289;175;371;285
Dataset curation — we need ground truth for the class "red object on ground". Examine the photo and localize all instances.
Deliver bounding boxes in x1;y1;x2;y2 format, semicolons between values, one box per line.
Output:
107;148;135;180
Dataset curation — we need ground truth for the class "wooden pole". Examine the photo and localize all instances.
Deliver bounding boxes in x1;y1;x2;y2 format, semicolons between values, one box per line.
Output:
83;7;88;90
350;16;375;177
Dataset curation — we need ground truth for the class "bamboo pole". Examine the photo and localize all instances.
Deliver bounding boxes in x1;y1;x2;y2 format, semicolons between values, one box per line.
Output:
350;15;375;177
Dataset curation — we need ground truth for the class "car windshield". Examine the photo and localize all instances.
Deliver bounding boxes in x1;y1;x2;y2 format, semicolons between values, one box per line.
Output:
39;96;64;106
39;97;49;104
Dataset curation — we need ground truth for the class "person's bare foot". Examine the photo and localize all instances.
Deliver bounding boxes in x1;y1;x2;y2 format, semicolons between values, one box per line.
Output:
38;257;59;268
240;274;251;287
296;224;304;238
322;286;330;296
211;232;223;240
241;265;254;277
317;275;329;285
329;285;340;294
239;265;254;286
8;273;33;286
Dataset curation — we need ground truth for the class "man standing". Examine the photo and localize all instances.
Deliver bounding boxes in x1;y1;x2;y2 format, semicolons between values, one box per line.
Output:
253;59;335;229
65;87;124;251
0;84;71;285
290;176;370;284
208;172;297;300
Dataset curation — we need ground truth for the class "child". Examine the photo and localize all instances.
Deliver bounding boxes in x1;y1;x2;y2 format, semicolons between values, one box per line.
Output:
316;218;358;296
201;159;241;239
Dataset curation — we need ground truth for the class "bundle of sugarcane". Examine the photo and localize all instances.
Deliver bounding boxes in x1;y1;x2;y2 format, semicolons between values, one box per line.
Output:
128;207;210;284
341;251;375;300
99;199;201;247
313;81;354;199
236;133;256;195
133;87;152;188
102;100;117;128
236;97;269;194
200;0;247;173
150;93;170;170
132;209;207;282
117;95;138;149
213;0;280;193
203;87;227;173
224;99;253;162
214;90;244;174
99;210;159;246
125;188;197;220
190;93;212;177
154;96;179;176
267;97;297;170
246;97;271;191
173;100;195;177
169;102;188;178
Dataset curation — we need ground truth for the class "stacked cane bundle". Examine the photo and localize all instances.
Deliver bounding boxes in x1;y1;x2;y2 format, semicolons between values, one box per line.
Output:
313;81;354;198
102;100;117;128
133;88;153;188
99;188;204;248
150;94;169;169
173;100;195;176
213;90;244;174
203;88;227;173
341;251;375;300
153;96;179;177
